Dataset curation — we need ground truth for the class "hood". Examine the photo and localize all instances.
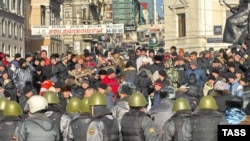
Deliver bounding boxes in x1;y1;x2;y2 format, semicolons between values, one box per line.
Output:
139;69;148;77
117;97;130;110
28;113;54;131
188;73;197;84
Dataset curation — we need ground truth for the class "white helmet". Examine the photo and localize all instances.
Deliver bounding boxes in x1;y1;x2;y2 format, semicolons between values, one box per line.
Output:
27;95;48;114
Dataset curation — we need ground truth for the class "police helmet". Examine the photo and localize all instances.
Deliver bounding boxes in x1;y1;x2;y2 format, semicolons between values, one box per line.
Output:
3;101;22;116
66;97;81;113
88;92;107;106
128;93;147;107
173;98;191;112
198;96;218;110
80;98;90;113
0;98;9;111
43;91;60;104
28;95;48;114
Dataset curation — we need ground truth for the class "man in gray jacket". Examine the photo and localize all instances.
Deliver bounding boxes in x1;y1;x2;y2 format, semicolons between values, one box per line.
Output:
111;82;136;124
17;95;60;141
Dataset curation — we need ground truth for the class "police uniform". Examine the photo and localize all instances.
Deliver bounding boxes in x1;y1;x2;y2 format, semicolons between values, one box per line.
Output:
17;96;60;141
86;92;119;141
0;101;22;141
120;93;159;141
68;98;92;141
162;98;192;141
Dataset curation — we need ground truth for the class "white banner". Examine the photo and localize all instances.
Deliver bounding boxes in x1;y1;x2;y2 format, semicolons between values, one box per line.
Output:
32;24;124;35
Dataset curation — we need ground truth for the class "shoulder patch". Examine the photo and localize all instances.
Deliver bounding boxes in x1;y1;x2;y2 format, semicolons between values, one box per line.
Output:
88;128;95;135
149;127;155;134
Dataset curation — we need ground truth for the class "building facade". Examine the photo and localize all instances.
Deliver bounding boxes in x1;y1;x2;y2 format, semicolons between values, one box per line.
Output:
163;0;238;52
29;0;63;56
62;0;110;54
0;0;25;58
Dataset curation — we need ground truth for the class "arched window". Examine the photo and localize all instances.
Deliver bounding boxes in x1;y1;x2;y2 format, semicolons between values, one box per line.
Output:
20;25;23;39
2;20;5;35
1;44;5;52
8;21;12;36
12;0;16;11
14;23;18;37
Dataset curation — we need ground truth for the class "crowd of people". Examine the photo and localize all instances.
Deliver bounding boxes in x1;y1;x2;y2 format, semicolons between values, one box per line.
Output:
0;43;249;141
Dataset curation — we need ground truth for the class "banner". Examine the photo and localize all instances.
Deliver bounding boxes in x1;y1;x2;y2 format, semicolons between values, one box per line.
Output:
32;24;124;35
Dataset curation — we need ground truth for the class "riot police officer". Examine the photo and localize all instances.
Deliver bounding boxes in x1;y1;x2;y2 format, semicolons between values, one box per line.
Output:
183;96;228;141
0;98;9;120
60;97;81;141
162;97;192;141
17;95;60;141
43;91;64;141
120;93;159;141
87;92;119;141
68;97;92;141
0;101;22;141
149;86;175;139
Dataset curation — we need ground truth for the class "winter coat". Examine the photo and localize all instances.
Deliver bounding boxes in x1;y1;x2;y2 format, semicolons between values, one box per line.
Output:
52;61;69;85
162;110;192;141
225;80;243;97
32;72;44;94
122;67;137;83
87;106;119;141
183;109;228;141
3;79;17;101
134;69;153;99
149;63;165;74
13;67;33;96
149;98;174;139
212;90;231;113
111;96;130;124
185;68;206;87
101;76;119;98
17;113;60;141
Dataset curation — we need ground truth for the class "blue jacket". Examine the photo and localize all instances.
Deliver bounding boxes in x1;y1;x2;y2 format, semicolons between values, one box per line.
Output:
225;80;243;97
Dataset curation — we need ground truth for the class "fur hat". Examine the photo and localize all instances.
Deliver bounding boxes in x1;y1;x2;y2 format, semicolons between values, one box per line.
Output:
119;82;136;95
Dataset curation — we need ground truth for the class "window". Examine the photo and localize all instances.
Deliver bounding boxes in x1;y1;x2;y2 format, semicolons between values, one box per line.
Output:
8;21;12;36
106;13;112;19
178;13;186;37
1;44;5;52
12;0;16;11
14;23;18;37
65;10;72;18
106;4;112;11
2;20;6;35
41;6;45;25
17;0;20;14
20;26;23;39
